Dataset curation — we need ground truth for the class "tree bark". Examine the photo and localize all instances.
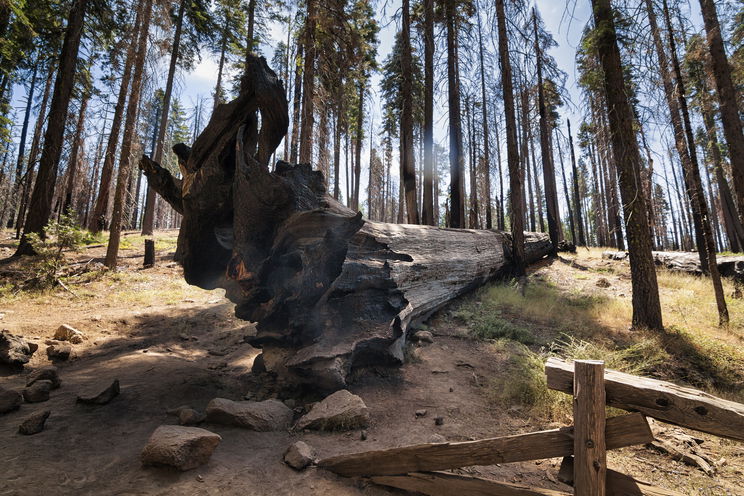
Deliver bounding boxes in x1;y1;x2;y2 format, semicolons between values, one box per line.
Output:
298;0;317;164
445;0;464;228
591;0;663;330
568;119;586;246
477;10;491;229
16;0;89;256
421;0;434;226
62;84;91;215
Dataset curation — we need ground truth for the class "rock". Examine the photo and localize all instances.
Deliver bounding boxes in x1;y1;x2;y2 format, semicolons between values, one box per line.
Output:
179;408;206;426
283;398;296;409
251;353;266;373
77;379;119;405
0;330;37;367
283;441;316;470
205;398;293;431
166;405;192;415
23;380;52;403
26;366;61;389
0;387;22;413
46;342;72;361
18;409;50;435
596;278;611;288
141;425;221;471
412;330;434;344
415;409;427;418
54;324;84;344
429;434;447;443
294;390;369;431
434;416;444;426
360;430;367;441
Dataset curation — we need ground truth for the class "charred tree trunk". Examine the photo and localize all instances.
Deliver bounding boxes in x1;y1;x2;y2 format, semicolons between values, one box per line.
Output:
140;55;552;391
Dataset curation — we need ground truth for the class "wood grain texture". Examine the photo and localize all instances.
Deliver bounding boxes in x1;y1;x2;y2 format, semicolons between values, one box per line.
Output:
559;457;684;496
573;360;606;496
546;357;744;441
318;413;652;477
370;472;571;496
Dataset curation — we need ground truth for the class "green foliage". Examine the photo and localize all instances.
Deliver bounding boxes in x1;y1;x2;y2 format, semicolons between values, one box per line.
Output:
25;212;90;290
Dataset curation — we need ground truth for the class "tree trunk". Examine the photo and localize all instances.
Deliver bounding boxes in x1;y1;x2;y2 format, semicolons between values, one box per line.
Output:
289;43;303;165
16;0;89;256
139;56;552;390
213;28;228;112
105;0;153;269
591;0;663;330
496;0;525;276
698;0;744;225
568;119;586;246
353;82;364;212
445;0;464;228
89;8;141;232
556;129;575;244
477;10;491;229
62;85;91;214
298;0;317;164
142;0;186;236
8;63;37;227
534;10;560;252
421;0;434;226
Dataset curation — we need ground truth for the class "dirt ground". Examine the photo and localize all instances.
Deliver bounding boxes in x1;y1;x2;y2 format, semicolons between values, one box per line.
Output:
0;231;742;495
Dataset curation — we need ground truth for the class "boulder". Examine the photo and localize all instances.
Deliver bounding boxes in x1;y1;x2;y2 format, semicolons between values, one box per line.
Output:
178;408;206;426
0;330;37;367
54;324;84;344
0;387;22;413
283;441;316;470
412;330;434;344
205;398;293;431
23;380;52;403
294;390;369;431
18;409;50;435
46;342;72;361
26;366;61;389
77;379;120;405
141;425;221;471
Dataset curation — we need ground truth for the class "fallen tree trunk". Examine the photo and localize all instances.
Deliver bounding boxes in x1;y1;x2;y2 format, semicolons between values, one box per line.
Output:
140;55;552;389
602;250;743;284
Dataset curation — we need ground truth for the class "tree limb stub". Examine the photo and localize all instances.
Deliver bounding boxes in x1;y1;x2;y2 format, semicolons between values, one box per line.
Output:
141;55;552;390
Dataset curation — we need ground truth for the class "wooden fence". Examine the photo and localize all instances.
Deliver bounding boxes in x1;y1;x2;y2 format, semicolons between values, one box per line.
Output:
318;358;744;495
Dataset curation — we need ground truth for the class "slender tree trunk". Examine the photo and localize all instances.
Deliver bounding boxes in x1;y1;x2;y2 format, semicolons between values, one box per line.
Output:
421;0;434;226
353;83;365;212
16;0;89;255
556;129;575;244
399;0;417;224
106;0;153;268
591;0;663;330
568;119;585;245
445;0;464;227
290;43;303;164
142;0;185;236
298;0;317;164
477;10;491;229
698;0;744;224
496;0;525;275
494;113;505;230
213;28;228;111
62;85;91;214
246;0;256;54
520;89;535;232
8;63;37;227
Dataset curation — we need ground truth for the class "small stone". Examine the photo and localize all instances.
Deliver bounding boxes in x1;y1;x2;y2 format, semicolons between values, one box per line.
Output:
166;405;192;415
413;330;434;344
0;387;23;413
429;434;447;443
283;398;296;409
141;425;221;471
196;475;204;482
46;342;72;361
18;409;50;435
360;430;368;441
596;278;611;288
251;353;266;374
294;390;369;431
77;379;119;405
434;416;444;426
283;441;316;470
179;408;206;426
0;330;37;367
54;324;84;344
23;380;52;403
205;398;293;431
26;366;61;389
449;387;454;393
415;409;427;418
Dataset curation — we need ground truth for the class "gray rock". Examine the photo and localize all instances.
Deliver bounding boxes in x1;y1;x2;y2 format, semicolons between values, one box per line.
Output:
54;324;84;344
294;390;369;431
283;441;315;470
46;342;72;361
26;366;61;389
0;387;22;413
251;353;266;373
19;409;50;435
0;330;37;367
141;425;221;471
428;434;447;443
23;380;52;403
434;416;444;426
178;408;206;426
205;398;293;431
166;405;192;415
413;330;434;344
77;379;119;405
415;409;427;418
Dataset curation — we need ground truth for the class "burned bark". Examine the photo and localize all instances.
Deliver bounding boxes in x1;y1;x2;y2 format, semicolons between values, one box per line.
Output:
141;55;551;390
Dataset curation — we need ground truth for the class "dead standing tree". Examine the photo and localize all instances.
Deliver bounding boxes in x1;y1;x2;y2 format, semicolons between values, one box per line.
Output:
140;55;551;390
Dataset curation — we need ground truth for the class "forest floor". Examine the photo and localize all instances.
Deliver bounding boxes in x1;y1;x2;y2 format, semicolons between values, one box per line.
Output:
0;229;743;495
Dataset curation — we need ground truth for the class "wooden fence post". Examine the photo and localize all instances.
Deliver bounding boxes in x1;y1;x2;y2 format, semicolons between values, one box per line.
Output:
573;360;606;496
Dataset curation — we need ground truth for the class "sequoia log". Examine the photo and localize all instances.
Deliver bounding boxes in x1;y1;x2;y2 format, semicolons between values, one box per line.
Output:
140;55;552;389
